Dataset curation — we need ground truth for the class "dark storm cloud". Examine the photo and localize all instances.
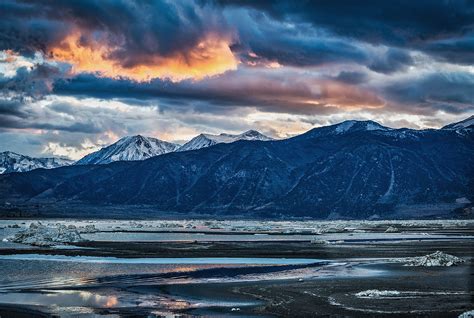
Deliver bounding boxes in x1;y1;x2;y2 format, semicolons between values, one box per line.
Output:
226;9;369;67
51;69;384;116
0;99;27;118
0;109;103;133
0;0;473;131
424;35;474;65
0;95;105;133
0;1;71;56
383;72;474;115
333;71;369;84
1;0;376;75
0;0;227;66
53;73;323;114
214;0;474;65
367;48;414;74
0;63;67;98
50;67;474;117
4;0;470;76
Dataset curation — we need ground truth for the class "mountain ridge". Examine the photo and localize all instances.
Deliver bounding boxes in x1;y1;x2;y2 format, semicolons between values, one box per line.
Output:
442;115;474;130
177;130;273;152
1;118;472;219
0;151;72;174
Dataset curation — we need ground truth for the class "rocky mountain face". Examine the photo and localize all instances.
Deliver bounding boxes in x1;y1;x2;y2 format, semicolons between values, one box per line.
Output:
177;130;273;152
75;135;180;165
0;151;72;174
0;119;472;219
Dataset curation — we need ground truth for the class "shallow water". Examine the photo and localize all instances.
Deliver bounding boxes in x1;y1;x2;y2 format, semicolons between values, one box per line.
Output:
2;218;469;316
0;255;382;316
0;290;128;308
0;254;320;265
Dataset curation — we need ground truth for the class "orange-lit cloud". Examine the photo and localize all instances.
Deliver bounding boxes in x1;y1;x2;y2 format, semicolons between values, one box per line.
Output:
49;32;238;82
317;81;385;109
0;50;18;63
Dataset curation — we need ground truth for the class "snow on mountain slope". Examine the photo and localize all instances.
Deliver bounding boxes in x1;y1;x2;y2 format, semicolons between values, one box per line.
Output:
295;120;392;141
76;135;180;165
178;130;273;152
332;120;391;134
0;151;72;174
443;115;474;130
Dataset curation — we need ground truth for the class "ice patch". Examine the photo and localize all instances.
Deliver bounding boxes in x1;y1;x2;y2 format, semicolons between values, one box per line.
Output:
384;226;399;233
10;222;85;246
402;251;465;267
77;224;98;233
459;310;474;318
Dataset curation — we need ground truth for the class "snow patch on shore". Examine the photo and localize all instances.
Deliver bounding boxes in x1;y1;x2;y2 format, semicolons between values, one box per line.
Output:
355;290;401;298
385;226;399;233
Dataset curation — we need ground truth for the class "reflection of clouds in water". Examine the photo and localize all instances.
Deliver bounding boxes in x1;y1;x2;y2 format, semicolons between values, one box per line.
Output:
6;290;122;308
78;291;118;307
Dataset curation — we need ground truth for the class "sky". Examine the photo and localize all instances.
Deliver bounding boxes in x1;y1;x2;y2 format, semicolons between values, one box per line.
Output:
0;0;473;160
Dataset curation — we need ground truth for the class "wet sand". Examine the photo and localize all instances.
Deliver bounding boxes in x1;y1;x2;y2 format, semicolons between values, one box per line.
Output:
239;265;473;317
166;263;473;317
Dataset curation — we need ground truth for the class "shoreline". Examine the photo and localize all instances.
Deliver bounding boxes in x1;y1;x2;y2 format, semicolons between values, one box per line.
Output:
1;236;473;259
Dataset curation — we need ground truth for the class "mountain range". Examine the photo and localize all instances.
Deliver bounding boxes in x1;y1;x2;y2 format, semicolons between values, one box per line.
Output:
0;152;72;174
178;130;273;152
0;130;273;173
0;118;472;219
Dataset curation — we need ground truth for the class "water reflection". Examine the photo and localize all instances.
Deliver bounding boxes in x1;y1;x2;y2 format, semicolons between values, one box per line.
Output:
0;290;121;308
0;256;382;317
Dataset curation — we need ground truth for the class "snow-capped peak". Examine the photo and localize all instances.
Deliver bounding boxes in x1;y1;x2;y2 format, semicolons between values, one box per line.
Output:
443;115;474;130
333;120;390;133
238;130;273;141
177;130;273;152
75;135;180;165
0;151;72;174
